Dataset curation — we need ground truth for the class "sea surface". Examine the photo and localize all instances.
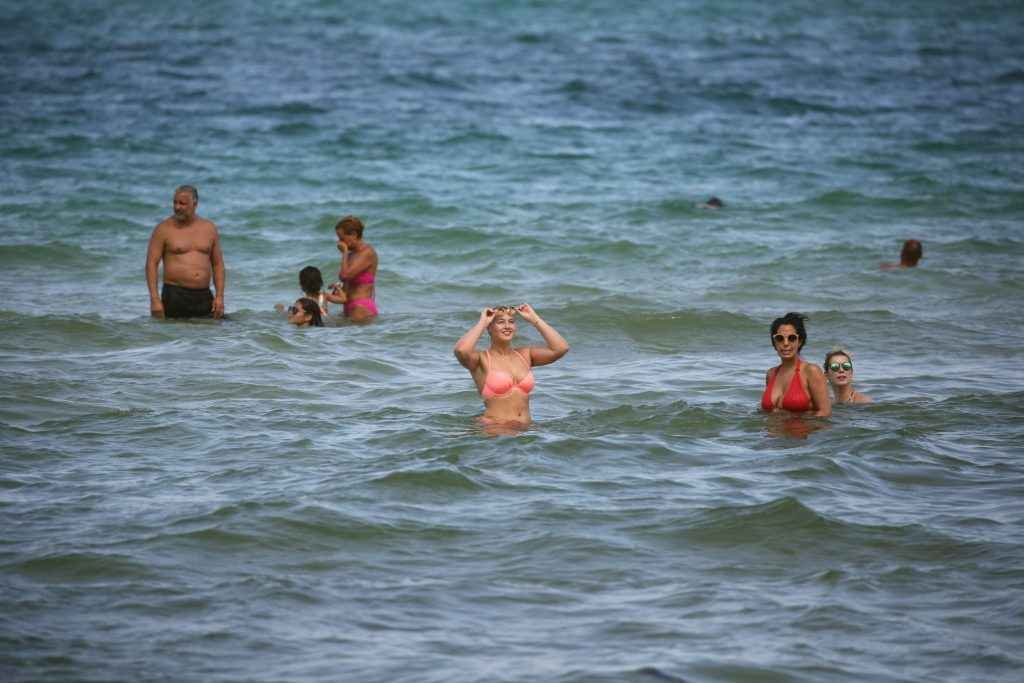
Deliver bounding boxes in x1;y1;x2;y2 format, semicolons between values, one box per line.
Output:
2;1;1024;681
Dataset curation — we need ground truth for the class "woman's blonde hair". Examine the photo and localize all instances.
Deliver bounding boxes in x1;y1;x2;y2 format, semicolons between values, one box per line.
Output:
823;347;853;371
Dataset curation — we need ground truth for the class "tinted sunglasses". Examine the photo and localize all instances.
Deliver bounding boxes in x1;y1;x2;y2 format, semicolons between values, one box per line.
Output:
288;305;300;315
773;334;799;344
828;361;853;372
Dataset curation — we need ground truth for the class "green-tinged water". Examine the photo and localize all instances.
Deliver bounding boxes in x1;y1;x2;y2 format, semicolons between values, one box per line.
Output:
2;1;1024;681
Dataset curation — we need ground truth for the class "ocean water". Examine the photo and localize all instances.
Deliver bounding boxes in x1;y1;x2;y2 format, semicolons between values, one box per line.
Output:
2;1;1024;681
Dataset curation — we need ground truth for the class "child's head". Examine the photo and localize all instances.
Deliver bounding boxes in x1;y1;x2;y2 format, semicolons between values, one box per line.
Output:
289;298;324;327
299;266;324;296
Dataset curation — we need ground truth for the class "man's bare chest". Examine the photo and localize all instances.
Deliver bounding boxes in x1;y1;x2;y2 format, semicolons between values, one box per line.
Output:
166;229;212;256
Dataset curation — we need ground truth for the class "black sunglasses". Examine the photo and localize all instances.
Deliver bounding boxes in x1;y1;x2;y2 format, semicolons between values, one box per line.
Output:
288;305;300;315
773;334;799;344
828;361;853;372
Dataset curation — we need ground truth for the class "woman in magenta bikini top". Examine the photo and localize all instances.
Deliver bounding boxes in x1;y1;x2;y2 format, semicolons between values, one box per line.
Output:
761;312;831;417
335;215;378;323
453;304;570;428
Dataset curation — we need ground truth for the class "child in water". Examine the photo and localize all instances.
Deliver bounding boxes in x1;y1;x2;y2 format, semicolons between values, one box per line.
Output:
276;266;345;317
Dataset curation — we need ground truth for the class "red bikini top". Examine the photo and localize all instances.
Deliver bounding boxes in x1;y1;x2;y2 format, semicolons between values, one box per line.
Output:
761;358;811;412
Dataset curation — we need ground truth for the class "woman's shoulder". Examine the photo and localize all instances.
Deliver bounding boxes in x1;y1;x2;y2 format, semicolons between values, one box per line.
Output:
510;347;534;364
802;361;825;378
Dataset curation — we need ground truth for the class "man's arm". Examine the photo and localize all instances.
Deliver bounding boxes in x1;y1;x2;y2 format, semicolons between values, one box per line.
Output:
210;225;225;319
145;225;165;318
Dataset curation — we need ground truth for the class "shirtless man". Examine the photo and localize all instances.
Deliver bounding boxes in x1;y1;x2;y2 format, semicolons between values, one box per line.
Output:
145;185;226;319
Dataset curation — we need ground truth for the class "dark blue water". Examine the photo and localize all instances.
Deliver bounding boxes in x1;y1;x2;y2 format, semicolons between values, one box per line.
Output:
2;2;1024;681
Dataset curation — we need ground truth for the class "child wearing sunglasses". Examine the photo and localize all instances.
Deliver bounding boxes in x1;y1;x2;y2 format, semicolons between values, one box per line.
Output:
286;298;324;327
275;266;345;318
823;349;871;404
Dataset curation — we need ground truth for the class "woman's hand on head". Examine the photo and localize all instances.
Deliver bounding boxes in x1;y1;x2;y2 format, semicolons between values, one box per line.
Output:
516;303;539;324
336;239;348;254
479;308;497;326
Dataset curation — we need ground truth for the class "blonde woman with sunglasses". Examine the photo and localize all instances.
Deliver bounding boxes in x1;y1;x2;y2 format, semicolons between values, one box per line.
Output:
454;304;569;429
823;349;872;404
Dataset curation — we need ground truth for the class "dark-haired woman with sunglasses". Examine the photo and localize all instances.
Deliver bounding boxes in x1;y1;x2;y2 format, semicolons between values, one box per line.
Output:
823;349;871;404
286;298;324;327
761;312;830;417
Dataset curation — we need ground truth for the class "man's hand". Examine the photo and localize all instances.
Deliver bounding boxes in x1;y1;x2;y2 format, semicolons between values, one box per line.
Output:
212;295;225;319
150;300;165;319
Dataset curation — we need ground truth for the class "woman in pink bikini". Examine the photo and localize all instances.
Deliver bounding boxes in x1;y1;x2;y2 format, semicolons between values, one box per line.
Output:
761;312;831;418
335;215;378;322
453;304;570;429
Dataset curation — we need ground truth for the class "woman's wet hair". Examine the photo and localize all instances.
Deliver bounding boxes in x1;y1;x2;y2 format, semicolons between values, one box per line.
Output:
335;215;365;238
297;297;324;327
299;266;323;296
823;348;852;371
770;312;808;351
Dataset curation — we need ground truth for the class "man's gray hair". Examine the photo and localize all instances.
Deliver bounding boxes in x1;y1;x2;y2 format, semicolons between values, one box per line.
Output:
175;185;199;203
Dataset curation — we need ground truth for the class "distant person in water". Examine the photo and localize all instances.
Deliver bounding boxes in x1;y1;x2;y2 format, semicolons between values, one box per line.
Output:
145;185;226;319
698;196;724;210
881;239;923;269
824;348;871;404
286;298;324;327
454;304;569;430
761;312;831;417
276;266;345;317
335;216;378;322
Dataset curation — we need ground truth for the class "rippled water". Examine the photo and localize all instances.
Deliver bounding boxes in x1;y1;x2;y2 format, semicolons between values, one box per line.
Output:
2;1;1024;681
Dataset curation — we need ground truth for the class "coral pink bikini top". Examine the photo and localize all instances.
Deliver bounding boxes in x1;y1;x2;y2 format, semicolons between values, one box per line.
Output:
481;350;535;400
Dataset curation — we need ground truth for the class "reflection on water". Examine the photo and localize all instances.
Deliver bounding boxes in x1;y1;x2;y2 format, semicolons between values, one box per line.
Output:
477;415;532;438
764;414;831;440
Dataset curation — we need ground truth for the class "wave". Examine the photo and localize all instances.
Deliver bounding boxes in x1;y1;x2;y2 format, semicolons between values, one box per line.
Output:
637;496;1004;569
9;552;156;581
234;101;330;116
368;466;484;493
995;69;1024;83
382;70;467;91
804;190;919;209
940;237;1024;254
269;122;318;136
559;305;760;348
513;32;551;45
440;130;512;146
0;242;103;268
559;400;737;438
